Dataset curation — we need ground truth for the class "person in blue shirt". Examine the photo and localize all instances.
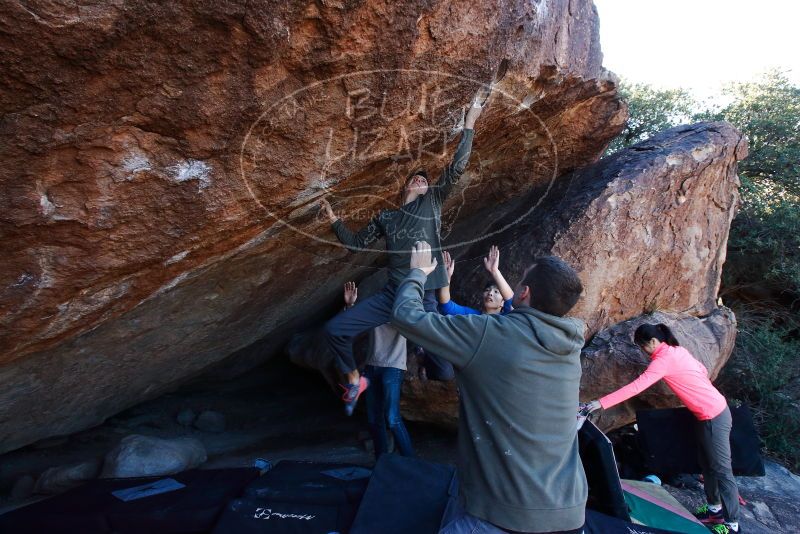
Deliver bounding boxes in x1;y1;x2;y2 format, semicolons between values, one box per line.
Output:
438;245;514;316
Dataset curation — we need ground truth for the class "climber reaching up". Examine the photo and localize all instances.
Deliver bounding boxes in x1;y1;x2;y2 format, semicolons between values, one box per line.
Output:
437;245;515;316
319;88;486;416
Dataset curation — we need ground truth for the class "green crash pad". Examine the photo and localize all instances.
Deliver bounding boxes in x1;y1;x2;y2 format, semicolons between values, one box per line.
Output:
622;480;709;534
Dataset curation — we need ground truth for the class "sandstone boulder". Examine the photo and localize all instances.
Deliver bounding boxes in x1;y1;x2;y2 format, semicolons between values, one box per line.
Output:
400;122;745;429
176;408;197;427
0;0;625;453
34;459;101;495
101;435;207;478
447;122;746;337
194;410;226;433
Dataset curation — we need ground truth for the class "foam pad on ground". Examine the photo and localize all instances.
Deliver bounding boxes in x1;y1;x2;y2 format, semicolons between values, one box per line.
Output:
0;467;259;534
350;454;455;534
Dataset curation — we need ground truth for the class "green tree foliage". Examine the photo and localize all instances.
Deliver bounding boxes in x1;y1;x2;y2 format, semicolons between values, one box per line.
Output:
721;312;800;470
610;70;800;296
609;71;800;469
725;177;800;294
700;70;800;197
605;81;696;154
706;71;800;297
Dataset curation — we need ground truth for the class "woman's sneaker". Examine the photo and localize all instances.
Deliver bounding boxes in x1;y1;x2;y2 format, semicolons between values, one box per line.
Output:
710;524;741;534
340;376;369;416
694;504;724;525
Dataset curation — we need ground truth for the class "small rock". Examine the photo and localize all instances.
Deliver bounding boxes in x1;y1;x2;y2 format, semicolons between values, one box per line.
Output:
34;459;100;494
176;408;196;427
101;435;207;478
10;474;35;501
193;410;225;433
119;413;160;429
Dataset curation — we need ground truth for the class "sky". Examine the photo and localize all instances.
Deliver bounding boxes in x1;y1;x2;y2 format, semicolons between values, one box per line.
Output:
593;0;800;98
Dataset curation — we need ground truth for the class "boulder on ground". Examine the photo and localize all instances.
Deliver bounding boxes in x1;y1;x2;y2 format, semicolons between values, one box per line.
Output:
579;308;737;431
448;122;746;338
194;410;226;433
176;408;196;427
101;435;206;478
668;460;800;533
398;122;744;428
742;471;800;533
34;459;101;495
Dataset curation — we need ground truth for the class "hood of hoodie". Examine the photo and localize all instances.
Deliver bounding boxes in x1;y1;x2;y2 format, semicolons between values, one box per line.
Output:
510;306;585;356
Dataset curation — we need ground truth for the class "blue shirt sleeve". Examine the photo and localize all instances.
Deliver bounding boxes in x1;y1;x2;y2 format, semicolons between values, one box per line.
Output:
501;298;514;315
439;300;480;316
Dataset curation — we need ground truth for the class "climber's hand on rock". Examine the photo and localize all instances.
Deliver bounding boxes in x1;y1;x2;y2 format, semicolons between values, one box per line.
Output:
410;241;438;276
465;88;488;128
320;197;338;223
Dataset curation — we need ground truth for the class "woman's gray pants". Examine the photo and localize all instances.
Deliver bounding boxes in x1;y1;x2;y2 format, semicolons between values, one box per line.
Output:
694;406;740;522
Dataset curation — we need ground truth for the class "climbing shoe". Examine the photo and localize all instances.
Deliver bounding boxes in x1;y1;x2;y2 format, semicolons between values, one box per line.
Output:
694;504;724;525
709;524;740;534
340;376;369;416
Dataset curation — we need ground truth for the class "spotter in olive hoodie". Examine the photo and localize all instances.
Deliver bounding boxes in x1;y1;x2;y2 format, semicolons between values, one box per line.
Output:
390;269;588;533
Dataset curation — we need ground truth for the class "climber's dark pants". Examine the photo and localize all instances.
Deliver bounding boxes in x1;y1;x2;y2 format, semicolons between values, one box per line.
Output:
324;283;454;381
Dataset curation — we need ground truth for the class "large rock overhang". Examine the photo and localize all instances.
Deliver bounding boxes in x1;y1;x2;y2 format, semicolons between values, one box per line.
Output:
0;0;626;452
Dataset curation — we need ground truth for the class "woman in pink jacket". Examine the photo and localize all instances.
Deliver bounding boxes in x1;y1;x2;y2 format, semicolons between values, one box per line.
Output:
586;323;741;534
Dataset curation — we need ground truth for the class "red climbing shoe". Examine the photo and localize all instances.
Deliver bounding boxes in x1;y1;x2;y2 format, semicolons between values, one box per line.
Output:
340;376;369;416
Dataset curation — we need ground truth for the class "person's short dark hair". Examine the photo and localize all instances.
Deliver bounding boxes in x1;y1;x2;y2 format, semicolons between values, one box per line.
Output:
406;169;428;182
406;169;428;185
521;256;583;317
483;281;499;292
633;323;680;347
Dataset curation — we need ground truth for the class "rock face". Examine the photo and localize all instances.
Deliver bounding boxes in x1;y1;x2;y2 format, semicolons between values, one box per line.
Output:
668;461;800;534
0;0;627;452
401;122;746;430
447;122;746;337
